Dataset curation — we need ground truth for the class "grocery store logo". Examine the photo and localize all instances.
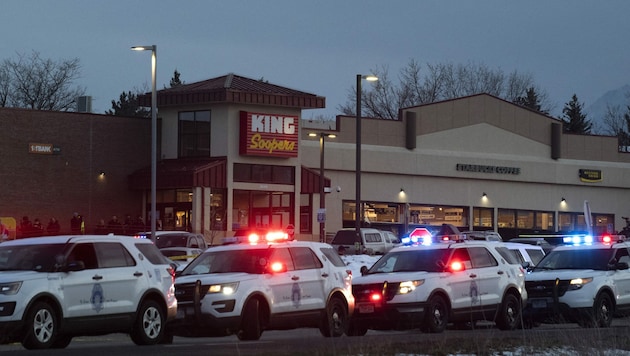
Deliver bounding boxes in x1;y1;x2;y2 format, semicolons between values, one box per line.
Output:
239;111;299;158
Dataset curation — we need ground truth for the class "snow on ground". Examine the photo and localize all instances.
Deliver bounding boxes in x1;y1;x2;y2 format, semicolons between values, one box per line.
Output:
340;254;381;276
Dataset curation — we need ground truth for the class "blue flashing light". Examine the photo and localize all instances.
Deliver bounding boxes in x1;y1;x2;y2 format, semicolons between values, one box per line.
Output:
562;234;593;245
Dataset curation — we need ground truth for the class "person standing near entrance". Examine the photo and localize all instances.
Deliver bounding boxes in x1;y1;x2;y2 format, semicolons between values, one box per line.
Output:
0;219;9;242
70;212;83;234
46;217;61;236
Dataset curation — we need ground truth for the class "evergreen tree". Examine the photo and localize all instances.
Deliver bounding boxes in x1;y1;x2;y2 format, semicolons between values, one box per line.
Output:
168;69;183;88
620;106;630;151
105;91;150;117
561;94;592;134
514;87;548;114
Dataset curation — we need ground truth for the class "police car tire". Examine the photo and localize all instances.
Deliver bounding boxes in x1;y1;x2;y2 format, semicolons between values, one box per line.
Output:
421;295;448;333
584;292;613;328
319;297;347;337
495;292;522;330
130;300;165;345
22;301;58;350
238;298;262;341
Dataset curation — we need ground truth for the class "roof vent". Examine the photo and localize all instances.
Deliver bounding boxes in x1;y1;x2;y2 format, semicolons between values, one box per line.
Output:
77;96;92;113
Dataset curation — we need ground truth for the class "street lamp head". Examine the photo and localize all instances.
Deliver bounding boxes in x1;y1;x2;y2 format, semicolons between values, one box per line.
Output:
361;74;378;82
131;45;156;51
309;132;337;139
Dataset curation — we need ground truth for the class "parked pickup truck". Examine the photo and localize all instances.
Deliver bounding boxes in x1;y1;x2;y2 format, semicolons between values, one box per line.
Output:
331;228;398;255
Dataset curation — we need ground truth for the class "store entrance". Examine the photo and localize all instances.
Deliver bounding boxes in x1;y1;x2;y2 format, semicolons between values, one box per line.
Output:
233;190;294;231
149;203;192;231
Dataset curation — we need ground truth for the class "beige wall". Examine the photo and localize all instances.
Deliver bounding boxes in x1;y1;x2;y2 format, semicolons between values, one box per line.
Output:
300;94;630;235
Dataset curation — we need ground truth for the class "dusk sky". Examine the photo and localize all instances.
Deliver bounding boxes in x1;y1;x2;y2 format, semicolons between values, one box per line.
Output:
2;1;629;119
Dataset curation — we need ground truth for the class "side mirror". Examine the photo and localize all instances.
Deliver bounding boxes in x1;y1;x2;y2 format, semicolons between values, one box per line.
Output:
65;260;86;272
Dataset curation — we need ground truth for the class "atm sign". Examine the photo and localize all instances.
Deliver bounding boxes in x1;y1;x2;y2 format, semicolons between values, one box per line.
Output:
579;169;602;183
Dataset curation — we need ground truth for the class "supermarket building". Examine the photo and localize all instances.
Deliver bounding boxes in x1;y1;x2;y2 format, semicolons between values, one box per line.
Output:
2;73;630;241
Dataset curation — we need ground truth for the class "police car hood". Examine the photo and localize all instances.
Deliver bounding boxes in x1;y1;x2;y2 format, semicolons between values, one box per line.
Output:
0;270;47;282
176;272;259;284
353;271;432;285
526;269;602;281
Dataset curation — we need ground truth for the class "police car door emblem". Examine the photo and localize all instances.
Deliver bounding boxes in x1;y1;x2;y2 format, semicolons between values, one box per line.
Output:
91;283;104;312
470;280;479;304
292;282;301;307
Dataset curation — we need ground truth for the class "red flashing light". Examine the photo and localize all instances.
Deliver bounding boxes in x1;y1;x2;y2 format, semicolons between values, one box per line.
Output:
248;233;261;244
440;235;450;241
601;234;613;244
370;293;382;302
270;261;284;273
266;231;289;242
450;260;464;272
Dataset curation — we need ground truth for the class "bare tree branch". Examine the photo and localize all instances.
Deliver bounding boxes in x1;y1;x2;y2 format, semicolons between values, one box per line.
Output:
1;51;85;111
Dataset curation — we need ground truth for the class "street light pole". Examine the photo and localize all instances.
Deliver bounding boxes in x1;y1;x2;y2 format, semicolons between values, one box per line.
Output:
132;45;157;240
319;133;325;243
355;74;362;244
355;74;377;244
309;131;335;243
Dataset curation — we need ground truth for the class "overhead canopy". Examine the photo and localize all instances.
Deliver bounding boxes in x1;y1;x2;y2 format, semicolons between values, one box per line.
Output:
128;158;227;190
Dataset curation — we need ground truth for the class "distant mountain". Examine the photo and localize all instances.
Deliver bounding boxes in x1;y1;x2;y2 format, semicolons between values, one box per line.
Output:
585;84;630;134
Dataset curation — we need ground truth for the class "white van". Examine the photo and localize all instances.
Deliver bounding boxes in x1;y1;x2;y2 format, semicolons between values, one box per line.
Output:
331;228;396;255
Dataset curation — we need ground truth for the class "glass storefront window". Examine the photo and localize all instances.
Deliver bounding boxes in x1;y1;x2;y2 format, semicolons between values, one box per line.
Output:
178;110;210;157
498;209;516;228
473;207;493;228
517;211;534;229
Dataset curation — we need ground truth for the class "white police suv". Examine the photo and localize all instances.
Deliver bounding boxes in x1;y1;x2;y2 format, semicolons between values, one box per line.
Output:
0;235;177;349
169;231;354;340
348;237;527;335
524;234;630;328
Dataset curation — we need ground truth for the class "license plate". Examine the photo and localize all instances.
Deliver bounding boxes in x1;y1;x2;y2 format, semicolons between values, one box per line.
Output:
176;306;194;318
358;303;375;313
532;299;547;308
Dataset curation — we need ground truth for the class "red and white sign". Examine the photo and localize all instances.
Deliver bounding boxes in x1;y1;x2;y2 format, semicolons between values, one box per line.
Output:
239;111;299;158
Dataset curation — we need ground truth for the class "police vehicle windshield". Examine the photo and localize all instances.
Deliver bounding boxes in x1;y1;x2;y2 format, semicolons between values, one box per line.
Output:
533;248;615;271
368;249;451;274
0;243;66;272
180;249;272;275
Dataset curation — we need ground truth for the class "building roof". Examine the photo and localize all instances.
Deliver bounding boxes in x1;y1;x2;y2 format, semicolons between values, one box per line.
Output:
139;73;325;109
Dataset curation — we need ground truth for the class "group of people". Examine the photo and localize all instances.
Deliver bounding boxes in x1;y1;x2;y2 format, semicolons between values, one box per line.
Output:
8;212;147;239
17;215;62;238
95;214;147;235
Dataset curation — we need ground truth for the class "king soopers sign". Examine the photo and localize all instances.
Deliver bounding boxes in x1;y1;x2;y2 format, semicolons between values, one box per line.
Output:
240;111;299;158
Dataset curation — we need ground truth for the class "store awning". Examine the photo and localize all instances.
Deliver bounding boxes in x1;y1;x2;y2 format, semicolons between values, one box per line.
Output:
128;158;227;190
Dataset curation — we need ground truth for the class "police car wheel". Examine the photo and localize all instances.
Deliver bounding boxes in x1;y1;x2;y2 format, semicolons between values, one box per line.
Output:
238;298;263;341
319;297;348;337
22;301;58;350
495;293;522;330
586;293;613;328
421;295;448;333
130;300;165;345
